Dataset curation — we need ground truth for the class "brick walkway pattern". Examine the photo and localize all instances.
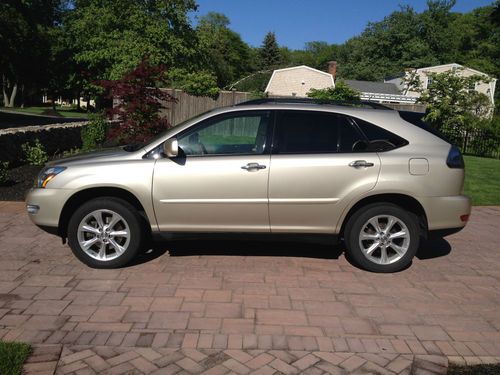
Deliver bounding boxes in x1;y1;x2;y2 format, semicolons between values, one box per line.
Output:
0;202;498;374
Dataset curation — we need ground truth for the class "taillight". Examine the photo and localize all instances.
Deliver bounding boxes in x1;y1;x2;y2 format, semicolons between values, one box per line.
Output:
446;145;464;169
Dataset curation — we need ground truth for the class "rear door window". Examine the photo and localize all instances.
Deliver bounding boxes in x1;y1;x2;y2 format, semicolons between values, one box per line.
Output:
274;110;365;154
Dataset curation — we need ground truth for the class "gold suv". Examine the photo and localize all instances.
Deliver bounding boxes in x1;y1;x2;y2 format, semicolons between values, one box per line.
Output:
26;99;471;272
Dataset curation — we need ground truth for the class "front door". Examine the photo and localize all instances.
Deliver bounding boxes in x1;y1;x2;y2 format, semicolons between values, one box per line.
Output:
152;110;272;232
269;110;381;233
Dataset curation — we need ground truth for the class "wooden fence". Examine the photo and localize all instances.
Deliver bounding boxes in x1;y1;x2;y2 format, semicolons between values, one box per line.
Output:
159;89;251;126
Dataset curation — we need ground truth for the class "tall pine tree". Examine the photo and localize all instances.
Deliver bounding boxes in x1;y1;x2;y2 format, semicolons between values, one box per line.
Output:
259;32;280;70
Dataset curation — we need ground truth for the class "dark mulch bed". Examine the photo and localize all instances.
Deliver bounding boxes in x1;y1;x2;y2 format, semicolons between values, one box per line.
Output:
448;364;500;374
0;165;42;201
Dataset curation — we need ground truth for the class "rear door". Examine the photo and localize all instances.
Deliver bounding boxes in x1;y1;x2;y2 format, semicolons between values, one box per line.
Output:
268;110;381;233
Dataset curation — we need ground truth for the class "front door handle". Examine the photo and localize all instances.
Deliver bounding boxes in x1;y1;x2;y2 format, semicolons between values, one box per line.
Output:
241;163;266;171
349;160;375;168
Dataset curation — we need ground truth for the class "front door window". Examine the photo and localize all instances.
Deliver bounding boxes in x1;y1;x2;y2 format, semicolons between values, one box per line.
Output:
177;111;270;156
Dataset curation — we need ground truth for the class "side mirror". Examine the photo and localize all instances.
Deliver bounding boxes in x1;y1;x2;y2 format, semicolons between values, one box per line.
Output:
163;138;178;157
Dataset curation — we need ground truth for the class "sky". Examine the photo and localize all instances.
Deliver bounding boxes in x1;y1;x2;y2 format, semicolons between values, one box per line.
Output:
190;0;494;50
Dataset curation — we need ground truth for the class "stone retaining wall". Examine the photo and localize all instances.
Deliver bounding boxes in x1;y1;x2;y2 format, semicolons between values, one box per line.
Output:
0;121;89;167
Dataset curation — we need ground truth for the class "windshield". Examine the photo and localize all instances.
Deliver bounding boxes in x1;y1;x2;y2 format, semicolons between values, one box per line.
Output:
123;110;214;152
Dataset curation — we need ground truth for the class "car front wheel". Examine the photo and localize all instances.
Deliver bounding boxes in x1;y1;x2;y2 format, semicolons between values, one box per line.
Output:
344;203;420;273
67;197;144;268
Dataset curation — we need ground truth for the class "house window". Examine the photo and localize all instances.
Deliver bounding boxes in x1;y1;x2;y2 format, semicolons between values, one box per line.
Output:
426;77;433;88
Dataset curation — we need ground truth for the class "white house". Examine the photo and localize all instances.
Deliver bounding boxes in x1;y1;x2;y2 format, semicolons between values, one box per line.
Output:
265;63;335;97
385;63;497;106
265;62;415;104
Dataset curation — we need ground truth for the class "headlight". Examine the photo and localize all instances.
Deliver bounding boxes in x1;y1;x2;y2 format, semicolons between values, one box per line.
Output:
36;166;66;188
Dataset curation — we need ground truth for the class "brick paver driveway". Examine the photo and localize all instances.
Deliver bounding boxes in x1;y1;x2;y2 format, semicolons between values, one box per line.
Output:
0;202;499;374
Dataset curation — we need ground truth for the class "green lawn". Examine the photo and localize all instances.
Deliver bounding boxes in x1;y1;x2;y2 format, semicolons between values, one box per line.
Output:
0;342;31;375
3;105;88;119
464;155;500;206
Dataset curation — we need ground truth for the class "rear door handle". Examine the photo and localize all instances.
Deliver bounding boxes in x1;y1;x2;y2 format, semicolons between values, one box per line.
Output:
241;163;266;171
349;160;374;168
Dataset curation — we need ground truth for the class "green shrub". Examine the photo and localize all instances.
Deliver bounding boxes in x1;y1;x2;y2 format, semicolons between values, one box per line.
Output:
0;161;9;184
21;139;48;166
167;68;220;99
307;81;361;101
81;112;107;151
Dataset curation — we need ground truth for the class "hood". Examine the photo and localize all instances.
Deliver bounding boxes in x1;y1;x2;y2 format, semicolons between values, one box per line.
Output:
47;147;143;167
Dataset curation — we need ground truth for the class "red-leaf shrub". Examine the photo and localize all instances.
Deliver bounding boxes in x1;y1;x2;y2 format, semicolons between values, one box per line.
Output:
99;59;176;144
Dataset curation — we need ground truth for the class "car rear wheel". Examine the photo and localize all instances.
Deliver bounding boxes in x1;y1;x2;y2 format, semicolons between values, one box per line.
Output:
68;197;144;268
344;203;420;272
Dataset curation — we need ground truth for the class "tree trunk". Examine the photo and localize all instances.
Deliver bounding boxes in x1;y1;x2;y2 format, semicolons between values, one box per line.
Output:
2;76;8;107
76;91;81;111
2;74;18;107
20;84;25;108
8;83;17;107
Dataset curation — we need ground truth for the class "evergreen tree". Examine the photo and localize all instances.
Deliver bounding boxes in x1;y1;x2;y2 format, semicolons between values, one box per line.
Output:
259;32;280;70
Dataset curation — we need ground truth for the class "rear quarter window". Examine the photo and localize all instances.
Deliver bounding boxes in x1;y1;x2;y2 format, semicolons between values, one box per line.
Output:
351;117;408;152
398;111;451;143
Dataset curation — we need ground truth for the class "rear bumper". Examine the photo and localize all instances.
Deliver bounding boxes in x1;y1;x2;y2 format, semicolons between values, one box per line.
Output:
418;195;471;231
25;188;73;233
429;226;465;237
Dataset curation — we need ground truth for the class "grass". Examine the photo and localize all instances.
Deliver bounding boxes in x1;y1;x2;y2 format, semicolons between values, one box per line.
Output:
448;364;500;374
0;342;31;375
2;105;88;119
464;155;500;206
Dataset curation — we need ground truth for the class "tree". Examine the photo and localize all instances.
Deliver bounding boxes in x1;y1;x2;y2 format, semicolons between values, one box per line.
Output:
166;68;220;99
288;42;340;71
333;0;499;94
66;0;198;86
100;59;176;143
196;12;253;88
307;81;361;101
419;0;457;63
405;68;493;131
0;0;67;107
493;0;500;27
337;4;439;81
259;32;281;70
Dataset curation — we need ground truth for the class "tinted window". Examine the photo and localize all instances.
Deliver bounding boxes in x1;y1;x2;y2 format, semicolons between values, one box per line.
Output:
178;111;270;156
398;111;450;143
339;120;365;152
275;111;364;154
353;117;408;151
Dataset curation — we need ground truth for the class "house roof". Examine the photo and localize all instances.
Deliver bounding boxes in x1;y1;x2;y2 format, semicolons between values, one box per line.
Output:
344;80;400;95
269;65;333;78
416;63;493;77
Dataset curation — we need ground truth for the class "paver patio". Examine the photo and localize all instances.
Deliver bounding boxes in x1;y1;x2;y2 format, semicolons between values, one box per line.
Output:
0;201;499;374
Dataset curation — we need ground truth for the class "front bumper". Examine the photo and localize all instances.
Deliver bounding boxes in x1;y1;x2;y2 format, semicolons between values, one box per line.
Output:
418;195;472;231
25;188;73;231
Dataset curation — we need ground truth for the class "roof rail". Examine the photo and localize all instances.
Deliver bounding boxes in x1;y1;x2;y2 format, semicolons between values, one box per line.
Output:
236;98;393;110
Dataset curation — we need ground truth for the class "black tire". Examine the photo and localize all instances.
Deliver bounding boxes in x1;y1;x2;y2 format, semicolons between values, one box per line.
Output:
67;197;145;268
344;203;420;273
